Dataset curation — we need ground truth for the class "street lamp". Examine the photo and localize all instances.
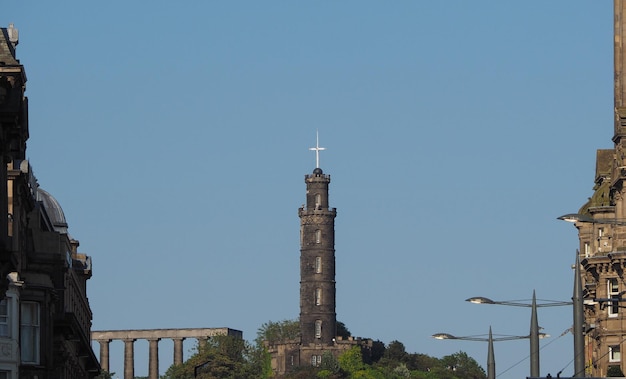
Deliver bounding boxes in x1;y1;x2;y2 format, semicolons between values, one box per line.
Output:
557;213;626;226
466;291;570;378
432;326;549;379
572;253;585;378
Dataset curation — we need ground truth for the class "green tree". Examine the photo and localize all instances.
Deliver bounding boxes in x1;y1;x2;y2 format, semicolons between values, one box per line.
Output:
336;321;351;339
339;346;366;374
384;341;408;363
438;351;486;379
283;365;321;379
319;351;341;374
392;363;410;378
406;353;438;372
256;319;301;346
163;335;269;379
368;340;385;364
94;371;114;379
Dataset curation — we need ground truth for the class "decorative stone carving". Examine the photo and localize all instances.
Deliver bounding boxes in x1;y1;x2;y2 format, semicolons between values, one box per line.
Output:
0;342;12;358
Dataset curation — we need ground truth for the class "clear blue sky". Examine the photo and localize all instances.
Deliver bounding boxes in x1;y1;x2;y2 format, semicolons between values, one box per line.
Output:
2;1;613;378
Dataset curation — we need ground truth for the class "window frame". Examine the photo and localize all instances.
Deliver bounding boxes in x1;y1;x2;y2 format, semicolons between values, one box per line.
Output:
315;256;322;274
608;278;620;318
315;320;322;339
610;345;621;363
20;302;40;365
0;299;9;338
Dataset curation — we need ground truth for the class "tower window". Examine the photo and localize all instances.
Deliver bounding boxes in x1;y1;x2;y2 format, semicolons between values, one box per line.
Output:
610;345;621;362
315;194;321;210
608;278;620;317
315;320;322;338
315;257;322;273
315;288;322;306
315;230;321;244
584;242;590;258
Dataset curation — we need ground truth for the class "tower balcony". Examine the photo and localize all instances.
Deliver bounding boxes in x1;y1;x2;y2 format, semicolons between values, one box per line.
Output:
298;207;336;217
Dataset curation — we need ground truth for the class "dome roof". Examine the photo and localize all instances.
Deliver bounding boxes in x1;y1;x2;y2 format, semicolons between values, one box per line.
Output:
36;188;68;234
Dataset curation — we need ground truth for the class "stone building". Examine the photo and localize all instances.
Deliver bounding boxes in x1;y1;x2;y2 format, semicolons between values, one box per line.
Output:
0;24;100;378
566;1;626;376
266;139;371;376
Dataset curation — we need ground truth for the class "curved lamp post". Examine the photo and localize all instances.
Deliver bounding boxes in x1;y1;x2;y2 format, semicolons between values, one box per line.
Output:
466;291;570;378
432;327;549;379
556;212;626;377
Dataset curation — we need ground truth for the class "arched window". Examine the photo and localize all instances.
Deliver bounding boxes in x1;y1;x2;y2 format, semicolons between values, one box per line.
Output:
315;230;321;244
315;320;322;338
315;288;322;306
315;257;322;273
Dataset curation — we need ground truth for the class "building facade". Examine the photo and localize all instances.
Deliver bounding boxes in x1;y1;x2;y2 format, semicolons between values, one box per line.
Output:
0;24;100;378
569;1;626;376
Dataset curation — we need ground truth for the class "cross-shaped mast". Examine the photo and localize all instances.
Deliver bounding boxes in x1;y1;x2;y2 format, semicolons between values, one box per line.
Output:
309;130;326;169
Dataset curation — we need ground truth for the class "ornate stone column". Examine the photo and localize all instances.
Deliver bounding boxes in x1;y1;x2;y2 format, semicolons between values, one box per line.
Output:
148;338;160;379
123;338;135;379
97;339;111;373
173;338;184;365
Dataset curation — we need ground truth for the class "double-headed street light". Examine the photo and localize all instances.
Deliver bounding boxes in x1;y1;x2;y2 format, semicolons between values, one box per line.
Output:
432;327;549;379
466;291;571;378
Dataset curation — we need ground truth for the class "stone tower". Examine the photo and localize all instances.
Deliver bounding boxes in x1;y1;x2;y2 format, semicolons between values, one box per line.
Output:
266;136;372;375
298;165;337;346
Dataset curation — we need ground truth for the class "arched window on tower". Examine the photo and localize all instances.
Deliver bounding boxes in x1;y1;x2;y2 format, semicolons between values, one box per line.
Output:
315;194;321;210
315;230;321;244
315;288;322;306
315;257;322;273
315;320;322;339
